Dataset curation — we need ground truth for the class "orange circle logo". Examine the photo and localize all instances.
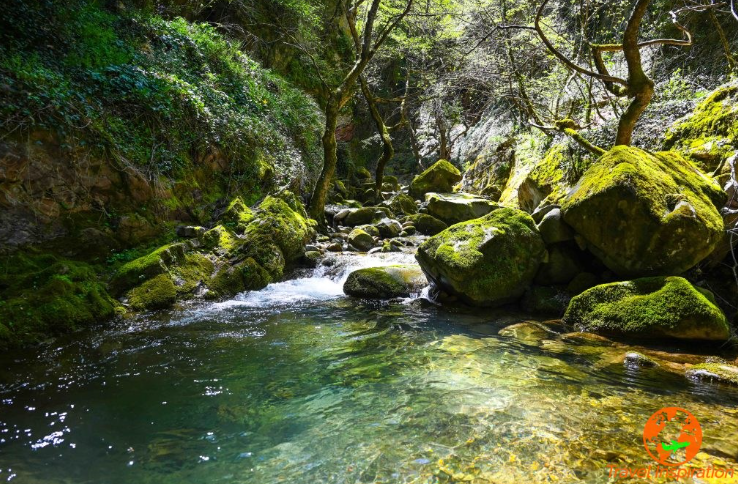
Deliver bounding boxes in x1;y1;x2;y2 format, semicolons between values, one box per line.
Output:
643;407;702;466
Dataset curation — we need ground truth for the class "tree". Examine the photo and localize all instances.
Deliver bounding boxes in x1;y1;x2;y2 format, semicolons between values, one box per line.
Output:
532;0;695;148
307;0;414;223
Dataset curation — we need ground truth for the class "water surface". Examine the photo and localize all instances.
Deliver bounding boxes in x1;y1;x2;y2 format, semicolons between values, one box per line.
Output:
1;253;737;483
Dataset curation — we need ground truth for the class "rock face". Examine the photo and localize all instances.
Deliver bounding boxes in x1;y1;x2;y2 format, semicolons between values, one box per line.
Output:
563;276;730;341
425;192;499;225
343;265;427;299
403;213;447;236
409;160;462;200
561;146;725;277
664;81;738;172
416;208;546;306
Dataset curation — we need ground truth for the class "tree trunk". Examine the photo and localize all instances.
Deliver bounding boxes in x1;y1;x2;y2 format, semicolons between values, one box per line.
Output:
308;96;340;223
615;0;654;146
360;76;394;195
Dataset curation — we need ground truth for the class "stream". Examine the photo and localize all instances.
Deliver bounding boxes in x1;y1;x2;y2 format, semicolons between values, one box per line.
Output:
1;251;738;483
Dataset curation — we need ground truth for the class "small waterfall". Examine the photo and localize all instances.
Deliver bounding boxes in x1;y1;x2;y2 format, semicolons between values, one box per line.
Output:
216;251;420;309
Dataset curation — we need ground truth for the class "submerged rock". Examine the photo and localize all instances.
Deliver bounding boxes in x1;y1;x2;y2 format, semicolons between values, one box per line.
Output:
686;363;738;386
409;160;462;200
416;208;546;306
425;192;499;225
403;213;447;236
563;276;730;341
624;352;659;368
343;265;427;299
561;146;725;277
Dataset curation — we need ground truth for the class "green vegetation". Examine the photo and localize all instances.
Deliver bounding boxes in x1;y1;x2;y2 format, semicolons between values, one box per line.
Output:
563;276;730;341
343;265;426;299
409;160;462;200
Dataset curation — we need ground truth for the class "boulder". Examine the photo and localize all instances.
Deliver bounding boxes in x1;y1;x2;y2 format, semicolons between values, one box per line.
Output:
403;213;447;236
534;243;585;285
343;265;427;299
348;228;374;252
563;276;730;341
664;81;738;172
561;146;725;277
425;192;499;225
686;363;738;386
343;207;392;226
518;143;573;212
416;208;546;306
409;160;462;200
375;218;403;238
536;208;574;244
383;193;418;215
521;285;570;316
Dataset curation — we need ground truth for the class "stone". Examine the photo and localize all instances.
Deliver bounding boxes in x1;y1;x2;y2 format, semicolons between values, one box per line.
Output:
347;228;375;252
563;276;730;341
403;213;447;236
343;265;427;299
536;208;574;244
534;243;585;285
521;285;570;316
624;352;659;368
686;363;738;386
343;207;392;226
409;160;462;200
375;218;403;238
561;146;725;277
416;208;546;306
383;193;418;215
425;192;499;225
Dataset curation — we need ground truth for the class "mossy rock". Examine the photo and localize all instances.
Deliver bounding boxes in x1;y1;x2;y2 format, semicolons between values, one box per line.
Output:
416;208;546;306
686;363;738;386
425;192;499;225
218;197;255;233
202;225;243;256
127;274;177;310
343;207;392;227
384;193;417;215
404;213;447;236
518;143;572;212
110;243;186;295
562;276;730;341
458;141;514;201
343;265;427;299
348;228;374;252
561;146;725;277
0;253;118;346
664;81;738;171
409;160;462;200
355;167;372;180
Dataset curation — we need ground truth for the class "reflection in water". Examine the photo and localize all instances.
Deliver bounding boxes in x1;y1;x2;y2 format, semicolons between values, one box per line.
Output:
0;252;737;484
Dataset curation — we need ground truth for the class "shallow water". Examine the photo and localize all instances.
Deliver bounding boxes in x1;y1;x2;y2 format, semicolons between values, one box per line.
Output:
1;252;738;484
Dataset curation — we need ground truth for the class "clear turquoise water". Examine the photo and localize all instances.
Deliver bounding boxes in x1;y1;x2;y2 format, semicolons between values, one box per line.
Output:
1;254;737;483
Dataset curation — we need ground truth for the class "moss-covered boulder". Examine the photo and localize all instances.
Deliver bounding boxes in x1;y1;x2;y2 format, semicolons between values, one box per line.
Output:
521;285;570;316
127;274;177;310
343;207;392;227
404;213;447;236
219;197;255;233
561;146;725;277
563;276;730;341
534;244;585;285
348;228;374;251
664;82;738;171
110;243;187;294
0;253;119;347
343;265;427;299
384;193;418;215
409;160;462;200
416;208;546;306
518;143;574;212
425;192;499;225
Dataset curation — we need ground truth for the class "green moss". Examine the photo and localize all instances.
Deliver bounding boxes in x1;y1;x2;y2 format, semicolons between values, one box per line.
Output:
170;253;215;295
202;226;243;256
110;243;185;294
563;276;730;341
219;197;255;233
664;82;738;171
343;265;425;299
404;213;447;236
127;274;177;310
409;160;462;199
0;252;117;347
561;146;725;276
416;208;546;306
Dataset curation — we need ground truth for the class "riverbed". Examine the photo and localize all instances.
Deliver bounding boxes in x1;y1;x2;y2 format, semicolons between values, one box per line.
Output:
1;252;737;483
